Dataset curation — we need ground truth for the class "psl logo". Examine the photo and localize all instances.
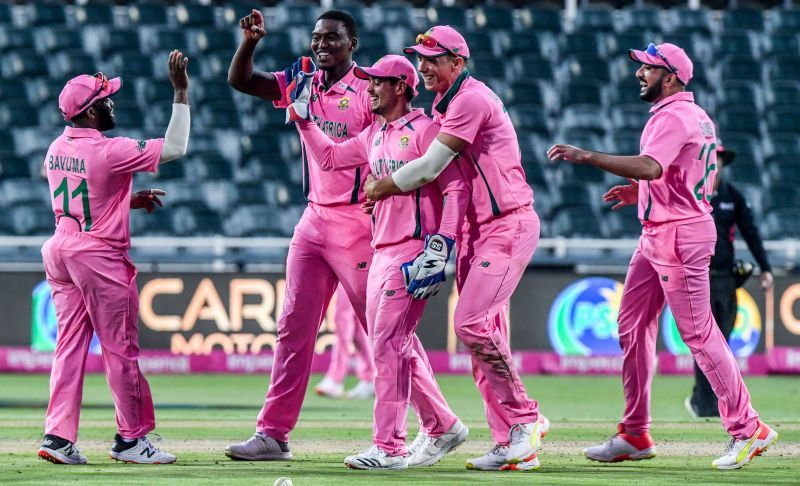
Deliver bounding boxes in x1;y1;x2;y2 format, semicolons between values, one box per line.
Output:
547;277;624;356
661;288;761;357
31;280;101;354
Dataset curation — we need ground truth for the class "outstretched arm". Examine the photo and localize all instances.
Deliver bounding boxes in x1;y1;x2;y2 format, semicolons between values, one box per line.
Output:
296;120;370;171
547;144;662;180
227;9;282;100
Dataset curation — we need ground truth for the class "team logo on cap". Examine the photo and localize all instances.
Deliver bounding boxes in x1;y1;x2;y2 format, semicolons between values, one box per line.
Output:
136;140;146;152
338;97;350;111
399;135;410;149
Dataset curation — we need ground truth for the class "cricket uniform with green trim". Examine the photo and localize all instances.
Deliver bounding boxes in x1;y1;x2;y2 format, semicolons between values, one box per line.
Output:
259;65;376;443
298;107;469;456
431;70;543;446
619;91;761;442
41;126;164;443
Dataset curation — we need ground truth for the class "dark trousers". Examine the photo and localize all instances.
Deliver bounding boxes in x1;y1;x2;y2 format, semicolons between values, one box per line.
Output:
691;274;738;411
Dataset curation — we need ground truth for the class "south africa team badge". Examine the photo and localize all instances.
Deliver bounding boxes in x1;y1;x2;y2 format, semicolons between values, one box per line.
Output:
399;135;410;149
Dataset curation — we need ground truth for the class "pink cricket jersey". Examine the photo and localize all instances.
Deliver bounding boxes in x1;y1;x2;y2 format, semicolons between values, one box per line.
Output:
273;64;375;205
432;71;533;225
638;92;717;224
44;126;164;249
298;108;469;249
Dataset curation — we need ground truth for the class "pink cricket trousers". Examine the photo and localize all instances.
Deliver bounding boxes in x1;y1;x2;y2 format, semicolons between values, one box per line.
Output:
41;229;155;443
455;206;541;445
368;240;458;455
325;285;376;384
619;215;759;439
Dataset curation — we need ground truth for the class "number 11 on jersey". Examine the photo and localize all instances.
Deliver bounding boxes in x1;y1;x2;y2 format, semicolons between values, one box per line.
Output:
53;176;92;232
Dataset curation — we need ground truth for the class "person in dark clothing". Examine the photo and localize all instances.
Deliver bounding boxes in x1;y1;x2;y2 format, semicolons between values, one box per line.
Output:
685;142;774;418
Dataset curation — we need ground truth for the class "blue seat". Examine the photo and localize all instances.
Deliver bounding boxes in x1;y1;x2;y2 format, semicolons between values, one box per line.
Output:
143;28;188;54
551;206;604;238
770;8;800;34
127;3;168;25
605;206;641;238
768;57;800;81
429;7;466;29
109;53;154;78
224;205;284;237
101;29;142;57
716;109;763;135
133;210;174;236
0;101;38;128
559;81;604;108
611;133;642;156
766;107;800;135
574;7;615;33
723;9;765;32
3;51;48;77
174;4;216;27
171;206;223;236
154;161;185;180
561;33;608;59
508;80;546;107
720;56;763;83
509;107;549;135
764;208;800;239
51;53;97;79
523;8;562;33
563;56;611;83
762;183;800;212
511;54;554;81
475;6;515;31
560;106;609;135
28;4;66;26
39;27;83;54
769;134;800;157
374;4;414;29
502;32;544;58
0;79;28;102
193;30;236;54
74;4;114;25
557;163;604;185
621;7;664;34
611;105;650;131
765;81;800;109
670;7;712;35
715;32;759;60
0;155;29;180
12;206;54;235
274;5;318;28
727;160;763;186
766;34;799;58
0;27;34;51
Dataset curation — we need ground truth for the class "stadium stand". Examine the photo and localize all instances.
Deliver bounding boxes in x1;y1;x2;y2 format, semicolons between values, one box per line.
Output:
0;1;798;248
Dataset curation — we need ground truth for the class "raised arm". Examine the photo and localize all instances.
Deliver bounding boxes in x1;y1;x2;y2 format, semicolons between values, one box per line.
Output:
547;145;662;180
160;50;191;164
227;9;282;101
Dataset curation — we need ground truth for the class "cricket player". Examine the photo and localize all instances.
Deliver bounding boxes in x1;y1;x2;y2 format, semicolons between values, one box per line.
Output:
366;26;549;471
548;42;777;470
314;285;376;400
225;11;463;464
287;54;469;470
37;50;190;465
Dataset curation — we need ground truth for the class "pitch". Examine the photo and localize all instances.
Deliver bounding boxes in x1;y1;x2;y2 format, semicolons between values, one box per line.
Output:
1;373;798;485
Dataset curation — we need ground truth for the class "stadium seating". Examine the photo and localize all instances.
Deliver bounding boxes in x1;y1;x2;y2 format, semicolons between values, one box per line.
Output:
0;1;797;242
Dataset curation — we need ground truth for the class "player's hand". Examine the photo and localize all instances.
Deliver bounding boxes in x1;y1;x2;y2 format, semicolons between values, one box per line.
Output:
131;189;166;213
603;179;639;210
168;50;189;93
361;200;375;215
547;144;589;164
240;9;266;41
761;271;774;291
401;234;455;299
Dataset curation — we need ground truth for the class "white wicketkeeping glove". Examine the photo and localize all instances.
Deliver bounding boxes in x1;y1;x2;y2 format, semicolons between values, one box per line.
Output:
401;234;455;299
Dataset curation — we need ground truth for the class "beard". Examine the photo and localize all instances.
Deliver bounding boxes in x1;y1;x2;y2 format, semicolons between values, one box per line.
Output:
639;73;666;102
96;105;115;131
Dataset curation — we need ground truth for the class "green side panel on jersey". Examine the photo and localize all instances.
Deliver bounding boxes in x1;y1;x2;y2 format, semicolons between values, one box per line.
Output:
301;143;310;200
350;167;362;204
471;154;501;217
643;180;652;221
413;188;422;239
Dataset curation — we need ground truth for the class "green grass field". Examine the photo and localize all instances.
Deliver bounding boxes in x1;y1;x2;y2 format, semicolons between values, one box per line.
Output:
1;373;798;485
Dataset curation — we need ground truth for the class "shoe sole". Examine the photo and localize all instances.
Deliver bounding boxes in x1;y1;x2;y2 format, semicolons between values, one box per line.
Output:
109;453;176;464
345;461;408;470
585;450;657;463
500;453;540;471
38;449;86;465
410;424;469;467
712;432;779;470
224;449;292;461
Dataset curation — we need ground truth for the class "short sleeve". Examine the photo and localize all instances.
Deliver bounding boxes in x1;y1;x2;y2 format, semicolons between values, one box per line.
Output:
639;111;688;172
438;93;490;145
105;137;164;174
272;70;289;109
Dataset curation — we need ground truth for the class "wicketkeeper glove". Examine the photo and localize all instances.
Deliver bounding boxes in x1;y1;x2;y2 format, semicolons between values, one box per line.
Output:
401;233;455;299
284;56;316;123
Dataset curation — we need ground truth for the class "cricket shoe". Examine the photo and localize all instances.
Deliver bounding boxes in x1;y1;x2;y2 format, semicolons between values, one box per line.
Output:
503;414;550;469
712;421;778;470
314;377;344;399
110;434;176;464
407;419;469;467
344;445;408;470
38;434;87;465
345;380;375;399
465;444;509;471
584;424;656;462
225;432;292;461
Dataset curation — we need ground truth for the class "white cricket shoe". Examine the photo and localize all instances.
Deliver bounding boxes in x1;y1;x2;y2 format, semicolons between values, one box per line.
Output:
712;421;778;470
584;425;656;462
504;414;550;469
407;419;469;467
345;380;375;399
344;445;408;470
225;432;292;461
465;444;509;471
109;434;176;464
314;377;344;399
38;435;87;465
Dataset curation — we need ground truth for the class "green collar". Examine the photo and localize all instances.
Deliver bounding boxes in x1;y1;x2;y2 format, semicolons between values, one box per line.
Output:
434;69;470;115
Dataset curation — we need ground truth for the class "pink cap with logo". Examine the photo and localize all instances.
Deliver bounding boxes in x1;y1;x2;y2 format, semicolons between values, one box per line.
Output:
354;54;420;96
628;43;693;86
59;72;122;120
403;25;470;59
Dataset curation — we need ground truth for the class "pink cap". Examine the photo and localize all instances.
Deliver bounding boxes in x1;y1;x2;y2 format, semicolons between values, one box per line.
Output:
628;43;693;86
354;55;419;96
59;73;122;120
404;25;470;59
